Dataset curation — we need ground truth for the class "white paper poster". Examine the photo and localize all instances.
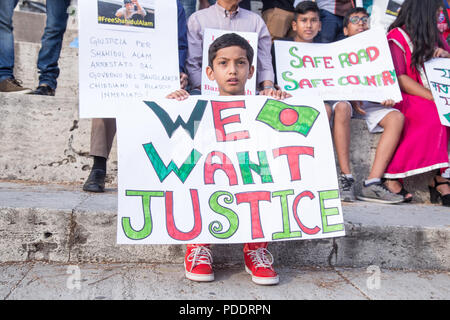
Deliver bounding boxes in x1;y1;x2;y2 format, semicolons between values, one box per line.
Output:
425;58;450;127
116;96;345;245
274;28;402;103
78;0;180;118
201;29;258;96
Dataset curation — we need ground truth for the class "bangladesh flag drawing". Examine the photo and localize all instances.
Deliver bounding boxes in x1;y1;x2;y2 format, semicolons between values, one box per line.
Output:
256;99;320;137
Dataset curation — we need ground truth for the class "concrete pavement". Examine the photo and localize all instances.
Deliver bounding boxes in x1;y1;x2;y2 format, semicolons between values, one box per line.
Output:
1;262;449;300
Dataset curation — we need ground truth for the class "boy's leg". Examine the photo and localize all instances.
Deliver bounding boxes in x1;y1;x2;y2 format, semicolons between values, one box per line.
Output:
367;110;404;180
243;242;278;285
332;102;356;202
333;101;352;175
358;110;407;204
184;244;214;282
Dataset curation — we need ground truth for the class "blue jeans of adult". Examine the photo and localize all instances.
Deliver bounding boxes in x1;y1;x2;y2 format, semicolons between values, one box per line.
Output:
316;9;345;43
37;0;70;90
0;0;19;82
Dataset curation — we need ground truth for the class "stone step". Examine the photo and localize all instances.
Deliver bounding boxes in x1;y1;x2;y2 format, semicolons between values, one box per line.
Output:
0;181;449;271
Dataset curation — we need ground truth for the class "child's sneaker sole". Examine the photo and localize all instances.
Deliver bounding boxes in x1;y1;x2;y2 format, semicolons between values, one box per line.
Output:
356;195;404;204
184;262;214;282
245;266;279;285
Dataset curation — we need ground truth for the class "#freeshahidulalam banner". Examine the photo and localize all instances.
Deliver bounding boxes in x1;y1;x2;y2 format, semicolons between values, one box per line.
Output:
116;95;345;245
78;0;180;118
425;58;450;127
201;29;258;96
274;28;402;103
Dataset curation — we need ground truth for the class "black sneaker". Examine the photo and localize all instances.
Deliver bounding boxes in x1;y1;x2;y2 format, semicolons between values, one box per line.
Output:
339;174;356;202
31;84;55;96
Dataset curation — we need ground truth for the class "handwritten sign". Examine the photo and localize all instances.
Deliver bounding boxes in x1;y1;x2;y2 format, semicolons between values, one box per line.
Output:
78;0;180;118
425;58;450;127
116;96;345;245
201;29;258;96
274;28;402;102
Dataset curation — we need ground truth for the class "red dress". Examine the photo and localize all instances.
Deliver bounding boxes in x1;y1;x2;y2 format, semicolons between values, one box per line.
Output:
383;27;450;179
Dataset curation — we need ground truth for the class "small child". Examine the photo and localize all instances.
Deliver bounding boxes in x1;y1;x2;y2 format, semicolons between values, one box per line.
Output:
167;33;290;285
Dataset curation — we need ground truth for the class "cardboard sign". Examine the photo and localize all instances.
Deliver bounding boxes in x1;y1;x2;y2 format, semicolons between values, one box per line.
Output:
274;28;402;103
116;96;345;245
78;0;180;118
370;0;404;31
201;29;258;96
425;58;450;127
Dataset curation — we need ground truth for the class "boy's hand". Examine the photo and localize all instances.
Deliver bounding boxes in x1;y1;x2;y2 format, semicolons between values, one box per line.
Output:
180;72;188;90
166;89;190;101
381;99;396;107
351;101;366;115
259;87;292;100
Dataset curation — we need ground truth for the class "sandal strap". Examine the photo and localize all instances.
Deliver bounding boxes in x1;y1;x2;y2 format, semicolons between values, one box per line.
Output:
434;177;450;187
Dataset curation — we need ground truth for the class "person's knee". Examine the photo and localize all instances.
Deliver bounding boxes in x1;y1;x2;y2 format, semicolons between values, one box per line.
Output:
334;102;351;118
383;111;404;130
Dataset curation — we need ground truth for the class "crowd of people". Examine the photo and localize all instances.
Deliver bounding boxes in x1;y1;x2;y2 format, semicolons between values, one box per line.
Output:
1;0;449;285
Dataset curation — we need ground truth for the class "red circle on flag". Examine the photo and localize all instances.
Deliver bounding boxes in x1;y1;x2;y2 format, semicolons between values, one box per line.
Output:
279;108;299;126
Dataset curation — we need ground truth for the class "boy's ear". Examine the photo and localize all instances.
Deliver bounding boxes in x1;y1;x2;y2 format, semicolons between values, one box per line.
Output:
291;19;297;32
343;26;349;36
247;65;255;80
206;65;215;81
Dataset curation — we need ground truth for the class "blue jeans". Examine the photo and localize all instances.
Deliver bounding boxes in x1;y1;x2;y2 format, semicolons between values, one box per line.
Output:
0;0;19;82
180;0;196;20
316;9;345;43
37;0;70;89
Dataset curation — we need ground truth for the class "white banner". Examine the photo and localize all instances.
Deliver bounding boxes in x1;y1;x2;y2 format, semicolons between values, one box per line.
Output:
274;28;402;103
201;29;258;96
78;0;180;118
425;58;450;127
116;96;345;244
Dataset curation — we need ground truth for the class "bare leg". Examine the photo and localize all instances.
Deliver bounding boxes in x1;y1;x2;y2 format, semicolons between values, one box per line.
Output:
332;102;352;175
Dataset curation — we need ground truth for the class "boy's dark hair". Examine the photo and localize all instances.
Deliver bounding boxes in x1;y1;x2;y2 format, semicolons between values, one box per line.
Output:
343;7;369;28
293;1;320;20
208;33;254;69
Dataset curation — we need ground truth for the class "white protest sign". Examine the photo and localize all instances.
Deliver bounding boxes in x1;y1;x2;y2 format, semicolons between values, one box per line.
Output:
116;96;345;245
201;29;258;96
275;28;402;103
370;0;404;31
78;0;180;118
425;58;450;127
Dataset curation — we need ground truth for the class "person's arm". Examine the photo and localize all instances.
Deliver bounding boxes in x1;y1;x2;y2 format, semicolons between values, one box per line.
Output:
255;16;276;94
185;16;203;90
115;8;124;17
199;0;211;9
132;0;146;16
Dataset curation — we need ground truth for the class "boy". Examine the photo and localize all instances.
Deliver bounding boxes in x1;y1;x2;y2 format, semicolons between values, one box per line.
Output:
337;7;408;204
167;33;290;285
275;1;360;202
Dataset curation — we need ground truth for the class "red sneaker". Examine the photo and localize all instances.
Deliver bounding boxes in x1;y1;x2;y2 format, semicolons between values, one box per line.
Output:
184;244;214;282
244;243;279;285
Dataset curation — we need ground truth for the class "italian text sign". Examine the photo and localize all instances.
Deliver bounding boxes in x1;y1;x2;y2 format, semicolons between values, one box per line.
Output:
275;28;402;102
116;96;345;244
78;0;180;118
425;58;450;127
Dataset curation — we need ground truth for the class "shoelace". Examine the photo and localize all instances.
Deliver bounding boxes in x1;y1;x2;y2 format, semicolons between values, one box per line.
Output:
186;246;213;272
339;176;354;191
9;78;24;87
247;247;274;269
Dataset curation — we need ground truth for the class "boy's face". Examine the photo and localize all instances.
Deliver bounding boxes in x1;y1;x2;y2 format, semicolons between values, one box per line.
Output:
206;46;254;96
292;11;321;43
344;12;370;37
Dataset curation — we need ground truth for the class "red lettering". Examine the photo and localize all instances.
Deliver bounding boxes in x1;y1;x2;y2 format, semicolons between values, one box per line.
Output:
235;191;271;240
165;189;202;241
367;46;380;62
273;146;315;181
292;191;321;235
204;151;238;186
211;100;249;142
323;56;334;69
